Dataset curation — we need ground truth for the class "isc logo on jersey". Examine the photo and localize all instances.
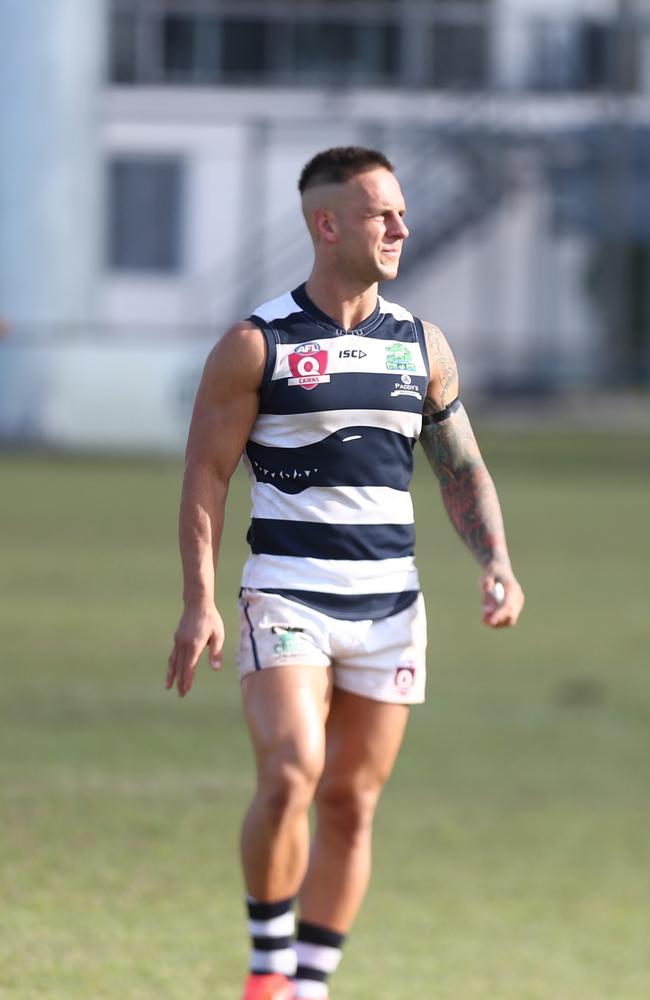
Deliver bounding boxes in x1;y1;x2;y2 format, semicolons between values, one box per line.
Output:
288;342;330;390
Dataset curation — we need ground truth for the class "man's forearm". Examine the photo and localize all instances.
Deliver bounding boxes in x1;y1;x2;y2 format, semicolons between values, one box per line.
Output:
420;407;511;573
438;462;510;571
179;461;229;605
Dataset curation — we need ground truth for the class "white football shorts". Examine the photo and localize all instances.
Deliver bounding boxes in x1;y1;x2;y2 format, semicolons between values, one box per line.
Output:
237;588;427;704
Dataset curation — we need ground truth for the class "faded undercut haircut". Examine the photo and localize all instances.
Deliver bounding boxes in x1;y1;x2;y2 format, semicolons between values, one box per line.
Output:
298;146;395;194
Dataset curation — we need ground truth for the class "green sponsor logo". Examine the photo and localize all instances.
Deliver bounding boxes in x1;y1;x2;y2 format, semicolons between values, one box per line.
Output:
385;343;416;372
272;625;308;658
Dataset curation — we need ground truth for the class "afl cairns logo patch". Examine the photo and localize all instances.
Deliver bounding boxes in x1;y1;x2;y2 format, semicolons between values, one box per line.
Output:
394;663;416;696
288;342;330;390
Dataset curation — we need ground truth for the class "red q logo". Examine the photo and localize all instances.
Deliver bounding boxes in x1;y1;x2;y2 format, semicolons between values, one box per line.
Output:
288;347;329;390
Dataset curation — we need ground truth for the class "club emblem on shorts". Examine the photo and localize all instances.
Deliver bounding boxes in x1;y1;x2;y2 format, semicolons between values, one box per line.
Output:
385;343;416;372
288;342;330;390
390;373;422;400
394;663;416;695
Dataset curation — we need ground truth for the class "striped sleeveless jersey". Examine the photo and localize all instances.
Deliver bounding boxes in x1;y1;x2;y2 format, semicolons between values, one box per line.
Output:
240;283;430;620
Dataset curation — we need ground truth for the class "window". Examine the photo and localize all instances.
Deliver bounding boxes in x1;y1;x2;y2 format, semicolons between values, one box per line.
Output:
110;10;138;83
162;15;222;82
293;20;396;84
108;157;184;273
222;19;269;78
430;24;489;89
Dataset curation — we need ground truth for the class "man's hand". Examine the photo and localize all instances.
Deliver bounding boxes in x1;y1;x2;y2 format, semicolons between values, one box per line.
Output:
166;604;225;697
480;571;525;628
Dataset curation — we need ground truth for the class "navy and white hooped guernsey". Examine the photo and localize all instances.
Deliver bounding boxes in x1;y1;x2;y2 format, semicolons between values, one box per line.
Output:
240;283;430;621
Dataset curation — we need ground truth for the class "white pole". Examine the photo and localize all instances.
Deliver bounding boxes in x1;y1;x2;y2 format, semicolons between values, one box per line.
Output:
0;0;106;333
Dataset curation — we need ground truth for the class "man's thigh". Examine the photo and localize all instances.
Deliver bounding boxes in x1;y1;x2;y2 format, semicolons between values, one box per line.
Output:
320;687;410;790
242;662;333;780
238;590;334;774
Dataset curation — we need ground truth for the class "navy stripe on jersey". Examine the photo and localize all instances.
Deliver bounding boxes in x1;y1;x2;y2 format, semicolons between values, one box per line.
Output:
259;588;419;621
259;371;428;417
248;519;415;562
245;426;415;494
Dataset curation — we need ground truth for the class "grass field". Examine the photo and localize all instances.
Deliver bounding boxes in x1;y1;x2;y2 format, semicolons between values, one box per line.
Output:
1;431;649;1000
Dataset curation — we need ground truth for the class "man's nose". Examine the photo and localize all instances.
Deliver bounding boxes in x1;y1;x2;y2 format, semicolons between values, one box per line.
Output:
389;213;409;239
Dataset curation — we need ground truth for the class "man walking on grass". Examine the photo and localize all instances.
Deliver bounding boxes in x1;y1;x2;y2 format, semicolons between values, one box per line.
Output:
166;146;525;1000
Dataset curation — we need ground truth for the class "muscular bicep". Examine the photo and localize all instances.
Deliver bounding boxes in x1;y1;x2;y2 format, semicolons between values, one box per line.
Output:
185;322;266;480
422;321;459;416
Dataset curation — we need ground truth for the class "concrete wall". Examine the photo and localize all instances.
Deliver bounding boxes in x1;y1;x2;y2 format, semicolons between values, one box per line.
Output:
0;338;207;452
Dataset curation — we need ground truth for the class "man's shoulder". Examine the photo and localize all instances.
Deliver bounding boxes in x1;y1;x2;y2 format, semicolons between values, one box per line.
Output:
210;320;267;374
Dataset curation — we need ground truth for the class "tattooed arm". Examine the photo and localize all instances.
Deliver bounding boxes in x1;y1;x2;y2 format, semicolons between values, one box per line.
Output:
419;322;525;627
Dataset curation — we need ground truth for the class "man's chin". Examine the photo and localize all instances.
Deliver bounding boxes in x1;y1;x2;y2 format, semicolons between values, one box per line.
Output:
377;261;400;282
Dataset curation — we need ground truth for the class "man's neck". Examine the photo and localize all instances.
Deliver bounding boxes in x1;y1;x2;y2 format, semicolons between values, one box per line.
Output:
304;274;379;331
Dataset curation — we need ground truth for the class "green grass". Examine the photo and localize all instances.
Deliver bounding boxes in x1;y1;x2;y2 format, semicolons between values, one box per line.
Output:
1;432;649;999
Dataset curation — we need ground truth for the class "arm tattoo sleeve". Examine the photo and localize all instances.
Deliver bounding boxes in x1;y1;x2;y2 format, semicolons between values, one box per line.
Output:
420;404;511;571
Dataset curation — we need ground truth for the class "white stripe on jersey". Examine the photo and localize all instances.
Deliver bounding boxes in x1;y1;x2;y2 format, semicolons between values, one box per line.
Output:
248;407;421;448
273;336;427;381
251;484;414;525
252;291;301;323
378;296;415;322
241;554;420;594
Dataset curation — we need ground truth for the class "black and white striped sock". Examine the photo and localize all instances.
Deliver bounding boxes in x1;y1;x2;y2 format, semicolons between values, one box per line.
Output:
246;895;297;978
294;920;346;999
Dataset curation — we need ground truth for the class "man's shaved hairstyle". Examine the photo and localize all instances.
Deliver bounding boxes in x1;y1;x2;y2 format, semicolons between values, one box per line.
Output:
298;146;395;195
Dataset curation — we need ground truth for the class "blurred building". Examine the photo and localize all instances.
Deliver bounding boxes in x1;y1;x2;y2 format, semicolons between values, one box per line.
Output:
1;0;649;450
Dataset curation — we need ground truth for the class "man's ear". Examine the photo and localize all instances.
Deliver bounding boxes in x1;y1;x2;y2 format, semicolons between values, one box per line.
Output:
313;208;337;244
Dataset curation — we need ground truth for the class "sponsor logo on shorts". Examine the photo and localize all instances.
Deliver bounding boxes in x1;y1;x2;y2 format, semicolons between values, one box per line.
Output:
271;624;310;658
288;342;330;390
390;373;422;400
385;343;416;372
394;663;416;695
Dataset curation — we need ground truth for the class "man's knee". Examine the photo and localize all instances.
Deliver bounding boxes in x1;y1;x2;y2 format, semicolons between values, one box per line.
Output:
315;778;381;847
257;756;322;829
